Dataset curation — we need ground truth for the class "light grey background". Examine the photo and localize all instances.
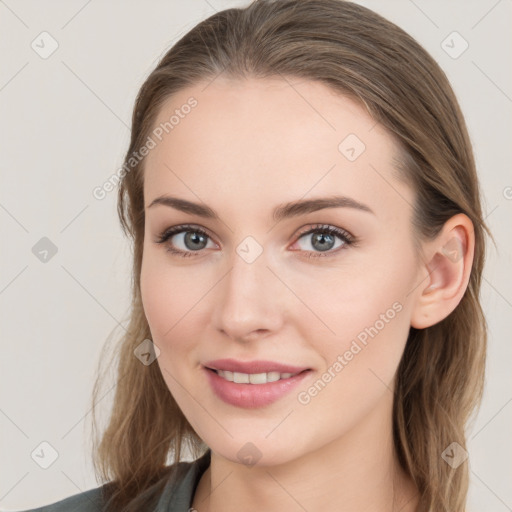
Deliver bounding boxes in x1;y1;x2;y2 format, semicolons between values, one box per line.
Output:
0;0;511;510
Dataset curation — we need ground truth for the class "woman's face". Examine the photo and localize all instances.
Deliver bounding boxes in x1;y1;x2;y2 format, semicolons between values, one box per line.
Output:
140;77;424;465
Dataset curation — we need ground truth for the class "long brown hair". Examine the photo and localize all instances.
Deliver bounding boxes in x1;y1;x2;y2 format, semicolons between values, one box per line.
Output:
90;1;490;510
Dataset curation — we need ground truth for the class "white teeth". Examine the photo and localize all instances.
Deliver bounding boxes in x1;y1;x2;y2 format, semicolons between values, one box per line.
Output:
233;372;249;384
249;372;269;384
216;369;299;384
264;371;281;383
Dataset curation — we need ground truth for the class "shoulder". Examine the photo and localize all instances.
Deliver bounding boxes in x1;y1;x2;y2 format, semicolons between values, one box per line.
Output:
12;484;107;512
156;449;212;510
13;450;211;512
11;468;189;512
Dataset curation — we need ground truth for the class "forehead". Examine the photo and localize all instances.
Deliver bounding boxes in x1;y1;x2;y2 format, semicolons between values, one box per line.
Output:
143;76;412;221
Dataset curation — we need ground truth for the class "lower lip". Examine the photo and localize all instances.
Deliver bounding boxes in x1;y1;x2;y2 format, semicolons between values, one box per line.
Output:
203;367;312;409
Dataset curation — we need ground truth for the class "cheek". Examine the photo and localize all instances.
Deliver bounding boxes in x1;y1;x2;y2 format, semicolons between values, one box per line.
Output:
304;241;417;381
140;246;215;391
140;252;169;337
140;247;200;340
140;254;196;396
292;274;412;440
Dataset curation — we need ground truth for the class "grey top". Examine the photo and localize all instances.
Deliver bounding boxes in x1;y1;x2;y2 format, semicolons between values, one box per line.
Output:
15;449;211;512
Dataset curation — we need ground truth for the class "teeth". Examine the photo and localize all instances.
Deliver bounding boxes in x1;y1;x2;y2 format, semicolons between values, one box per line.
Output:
216;370;299;384
234;372;249;384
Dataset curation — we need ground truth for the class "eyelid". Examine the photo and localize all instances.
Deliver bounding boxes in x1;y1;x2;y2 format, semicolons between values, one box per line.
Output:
155;223;217;246
155;222;356;257
294;223;354;243
289;224;355;258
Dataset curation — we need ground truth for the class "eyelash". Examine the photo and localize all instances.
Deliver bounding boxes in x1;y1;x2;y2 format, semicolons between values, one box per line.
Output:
154;223;356;259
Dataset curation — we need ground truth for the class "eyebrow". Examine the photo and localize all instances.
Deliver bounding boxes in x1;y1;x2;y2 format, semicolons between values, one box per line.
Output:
147;194;375;222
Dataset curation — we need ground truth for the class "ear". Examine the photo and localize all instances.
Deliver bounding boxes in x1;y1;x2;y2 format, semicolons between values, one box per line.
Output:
410;213;475;329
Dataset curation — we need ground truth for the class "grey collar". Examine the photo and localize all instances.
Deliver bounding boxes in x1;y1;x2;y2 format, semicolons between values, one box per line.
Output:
155;449;212;511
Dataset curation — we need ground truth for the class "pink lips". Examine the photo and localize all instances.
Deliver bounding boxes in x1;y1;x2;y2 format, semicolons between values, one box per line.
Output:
203;358;312;409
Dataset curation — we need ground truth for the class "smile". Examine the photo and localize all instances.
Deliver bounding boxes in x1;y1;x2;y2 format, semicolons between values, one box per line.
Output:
204;367;312;408
213;369;302;384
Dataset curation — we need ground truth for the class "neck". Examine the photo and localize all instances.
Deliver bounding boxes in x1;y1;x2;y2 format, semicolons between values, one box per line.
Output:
192;391;419;512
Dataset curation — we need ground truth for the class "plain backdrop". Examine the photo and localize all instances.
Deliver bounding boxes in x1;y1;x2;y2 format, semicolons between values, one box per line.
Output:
0;0;511;510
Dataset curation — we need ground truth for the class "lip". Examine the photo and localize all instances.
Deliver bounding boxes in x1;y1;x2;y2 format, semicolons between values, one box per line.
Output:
203;362;312;409
203;358;310;374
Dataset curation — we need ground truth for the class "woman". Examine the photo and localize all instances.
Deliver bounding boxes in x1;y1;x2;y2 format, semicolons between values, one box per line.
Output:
18;0;490;511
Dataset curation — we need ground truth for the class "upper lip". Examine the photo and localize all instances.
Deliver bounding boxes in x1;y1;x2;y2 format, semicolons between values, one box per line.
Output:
204;358;310;374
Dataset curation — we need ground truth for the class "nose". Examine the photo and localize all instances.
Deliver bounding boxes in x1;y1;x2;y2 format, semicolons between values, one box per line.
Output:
211;249;285;342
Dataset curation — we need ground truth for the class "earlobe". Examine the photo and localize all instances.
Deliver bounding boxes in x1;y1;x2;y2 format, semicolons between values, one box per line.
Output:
410;214;474;329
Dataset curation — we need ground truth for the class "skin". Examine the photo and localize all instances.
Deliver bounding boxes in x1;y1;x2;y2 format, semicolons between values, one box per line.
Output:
140;77;474;512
